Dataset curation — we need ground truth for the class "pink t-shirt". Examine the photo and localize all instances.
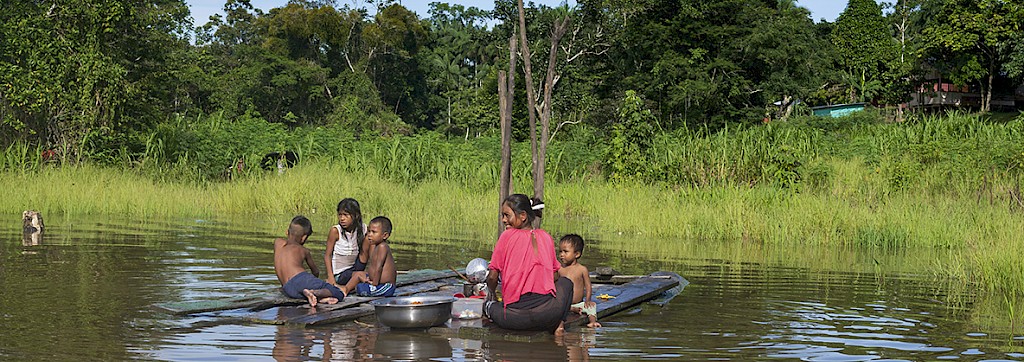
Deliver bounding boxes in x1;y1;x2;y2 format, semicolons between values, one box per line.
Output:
489;228;560;306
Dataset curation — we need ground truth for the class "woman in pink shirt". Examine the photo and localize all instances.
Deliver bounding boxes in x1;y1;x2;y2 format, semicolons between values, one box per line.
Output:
485;194;573;333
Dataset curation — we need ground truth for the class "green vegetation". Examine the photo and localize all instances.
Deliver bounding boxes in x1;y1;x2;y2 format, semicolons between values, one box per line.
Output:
4;111;1024;296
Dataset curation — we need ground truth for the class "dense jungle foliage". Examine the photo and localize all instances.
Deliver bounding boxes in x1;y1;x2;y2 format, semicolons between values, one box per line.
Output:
1;0;1023;182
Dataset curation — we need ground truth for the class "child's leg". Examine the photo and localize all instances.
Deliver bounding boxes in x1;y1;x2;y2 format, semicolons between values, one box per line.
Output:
342;271;366;295
302;288;337;307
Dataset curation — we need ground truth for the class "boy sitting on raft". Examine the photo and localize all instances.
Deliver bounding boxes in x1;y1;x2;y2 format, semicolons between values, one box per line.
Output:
341;216;397;297
275;215;347;307
557;234;602;328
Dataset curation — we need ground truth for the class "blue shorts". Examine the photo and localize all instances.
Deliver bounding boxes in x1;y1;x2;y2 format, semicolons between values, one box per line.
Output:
355;282;396;297
334;258;367;285
282;271;346;300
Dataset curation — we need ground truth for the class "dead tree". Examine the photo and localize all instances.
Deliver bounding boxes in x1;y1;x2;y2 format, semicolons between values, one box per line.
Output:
497;36;517;236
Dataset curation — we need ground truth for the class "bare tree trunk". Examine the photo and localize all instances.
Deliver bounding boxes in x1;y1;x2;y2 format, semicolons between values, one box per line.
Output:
984;71;993;113
517;0;541;209
498;36;517;236
536;16;570;206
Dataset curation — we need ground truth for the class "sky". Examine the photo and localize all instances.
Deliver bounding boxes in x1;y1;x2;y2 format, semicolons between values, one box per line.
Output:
185;1;853;27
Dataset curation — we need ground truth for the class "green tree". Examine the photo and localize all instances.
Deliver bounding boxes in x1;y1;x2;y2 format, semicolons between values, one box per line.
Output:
363;4;429;127
606;90;656;182
741;1;830;120
832;0;897;103
422;3;498;136
1;0;193;157
922;0;1024;112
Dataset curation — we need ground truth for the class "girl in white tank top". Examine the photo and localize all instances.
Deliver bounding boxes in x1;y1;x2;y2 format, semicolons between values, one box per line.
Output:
325;198;367;284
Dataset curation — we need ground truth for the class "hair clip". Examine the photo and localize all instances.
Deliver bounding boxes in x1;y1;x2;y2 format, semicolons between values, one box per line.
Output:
531;203;545;211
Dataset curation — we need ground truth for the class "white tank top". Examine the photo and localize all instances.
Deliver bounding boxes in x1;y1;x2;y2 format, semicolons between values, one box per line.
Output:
331;223;366;274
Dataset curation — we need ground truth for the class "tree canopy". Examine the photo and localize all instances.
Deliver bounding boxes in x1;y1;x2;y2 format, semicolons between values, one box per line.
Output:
2;0;1022;162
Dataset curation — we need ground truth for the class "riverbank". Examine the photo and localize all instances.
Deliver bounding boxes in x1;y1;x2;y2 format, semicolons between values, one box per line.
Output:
2;158;1022;295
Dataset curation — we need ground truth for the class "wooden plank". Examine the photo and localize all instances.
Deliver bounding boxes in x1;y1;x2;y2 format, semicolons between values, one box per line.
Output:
564;274;679;326
589;273;675;285
428;272;681;339
244;279;456;326
156;295;305;315
395;269;459;286
156;269;458;315
647;272;689;306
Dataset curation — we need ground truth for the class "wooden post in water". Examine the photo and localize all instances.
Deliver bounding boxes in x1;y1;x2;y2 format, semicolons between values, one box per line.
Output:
497;35;517;237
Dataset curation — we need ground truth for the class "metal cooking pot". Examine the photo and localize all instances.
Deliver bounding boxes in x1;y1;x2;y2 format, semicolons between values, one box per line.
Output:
466;258;489;283
369;296;456;328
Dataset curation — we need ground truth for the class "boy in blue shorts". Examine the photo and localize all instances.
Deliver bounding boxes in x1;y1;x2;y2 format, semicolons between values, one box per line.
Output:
342;216;397;297
275;215;347;307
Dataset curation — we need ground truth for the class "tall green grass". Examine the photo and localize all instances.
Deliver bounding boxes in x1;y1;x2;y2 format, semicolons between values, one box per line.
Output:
3;111;1024;295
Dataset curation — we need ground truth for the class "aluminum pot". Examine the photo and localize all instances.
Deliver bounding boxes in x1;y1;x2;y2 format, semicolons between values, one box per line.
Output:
369;296;456;328
466;258;489;283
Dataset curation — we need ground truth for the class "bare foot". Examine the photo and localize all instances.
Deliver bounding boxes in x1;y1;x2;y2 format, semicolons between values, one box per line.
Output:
587;321;602;328
303;289;318;307
321;297;339;304
554;321;566;336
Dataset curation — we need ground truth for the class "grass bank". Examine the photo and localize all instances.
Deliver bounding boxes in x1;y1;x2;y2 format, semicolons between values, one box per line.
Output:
3;111;1023;295
2;157;1023;295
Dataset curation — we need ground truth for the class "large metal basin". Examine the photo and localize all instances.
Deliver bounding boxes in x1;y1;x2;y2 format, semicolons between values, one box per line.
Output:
369;296;456;328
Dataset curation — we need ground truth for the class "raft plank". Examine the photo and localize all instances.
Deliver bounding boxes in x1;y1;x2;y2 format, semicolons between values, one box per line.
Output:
156;269;458;315
589;274;675;284
563;274;679;326
245;279;455;326
428;272;681;339
647;272;689;306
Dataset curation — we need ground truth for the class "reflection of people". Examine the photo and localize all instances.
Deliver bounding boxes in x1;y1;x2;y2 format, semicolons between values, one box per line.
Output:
325;198;368;286
557;234;602;328
324;326;377;361
271;325;317;361
556;329;596;361
341;216;397;297
274;216;346;307
485;194;573;333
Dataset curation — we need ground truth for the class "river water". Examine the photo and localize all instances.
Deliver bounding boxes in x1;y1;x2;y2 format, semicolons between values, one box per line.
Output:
1;215;1022;361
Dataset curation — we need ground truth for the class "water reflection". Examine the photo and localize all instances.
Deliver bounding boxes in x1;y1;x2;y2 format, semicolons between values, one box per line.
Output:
2;215;1024;361
21;229;42;247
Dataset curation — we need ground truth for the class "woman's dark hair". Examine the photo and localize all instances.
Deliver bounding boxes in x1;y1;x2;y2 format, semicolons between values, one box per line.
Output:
503;193;544;225
337;198;365;251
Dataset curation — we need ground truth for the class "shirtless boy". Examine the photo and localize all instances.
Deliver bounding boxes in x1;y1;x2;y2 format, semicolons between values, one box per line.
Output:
275;215;347;307
557;234;601;328
341;216;397;297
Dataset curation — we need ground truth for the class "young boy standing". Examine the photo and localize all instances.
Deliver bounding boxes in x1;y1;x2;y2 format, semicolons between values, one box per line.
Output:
275;215;347;307
557;234;602;328
342;216;397;297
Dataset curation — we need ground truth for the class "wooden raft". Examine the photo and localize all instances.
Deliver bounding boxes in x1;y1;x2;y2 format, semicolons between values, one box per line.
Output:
155;269;458;316
428;272;685;341
244;278;458;326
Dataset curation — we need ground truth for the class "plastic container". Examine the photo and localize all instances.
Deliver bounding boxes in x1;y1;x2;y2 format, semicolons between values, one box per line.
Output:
451;298;485;320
